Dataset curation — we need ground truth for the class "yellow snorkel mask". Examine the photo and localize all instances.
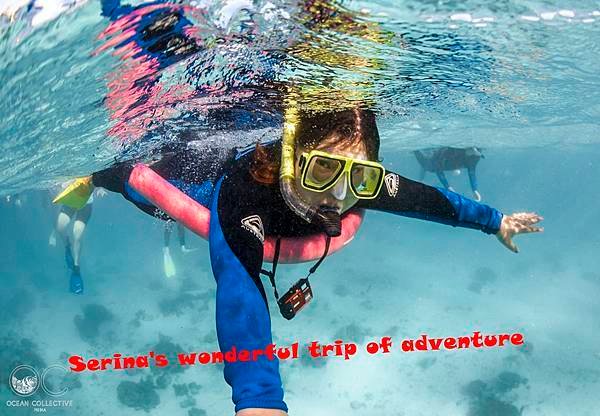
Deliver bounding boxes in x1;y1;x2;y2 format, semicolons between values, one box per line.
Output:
279;106;384;237
298;149;385;199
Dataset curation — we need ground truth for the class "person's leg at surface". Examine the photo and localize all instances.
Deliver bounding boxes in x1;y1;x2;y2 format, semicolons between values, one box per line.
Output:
56;206;75;270
177;222;197;253
468;166;481;201
435;170;454;192
69;203;92;295
177;222;186;251
163;220;176;278
48;229;57;247
72;203;92;272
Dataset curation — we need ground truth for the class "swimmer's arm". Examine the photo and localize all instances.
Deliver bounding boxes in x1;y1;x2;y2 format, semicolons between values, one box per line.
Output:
467;166;478;193
209;185;288;413
357;171;501;234
435;171;450;189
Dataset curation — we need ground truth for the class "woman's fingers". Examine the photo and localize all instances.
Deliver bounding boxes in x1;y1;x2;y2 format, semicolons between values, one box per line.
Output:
519;225;544;234
513;217;544;234
512;226;543;235
512;212;543;224
497;233;518;253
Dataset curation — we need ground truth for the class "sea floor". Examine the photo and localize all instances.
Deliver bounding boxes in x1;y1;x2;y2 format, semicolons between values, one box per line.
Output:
1;147;599;415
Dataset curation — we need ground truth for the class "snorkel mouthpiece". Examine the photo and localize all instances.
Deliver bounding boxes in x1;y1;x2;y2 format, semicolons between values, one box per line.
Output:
315;206;342;237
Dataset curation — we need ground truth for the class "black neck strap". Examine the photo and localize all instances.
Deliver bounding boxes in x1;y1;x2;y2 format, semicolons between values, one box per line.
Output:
261;236;331;299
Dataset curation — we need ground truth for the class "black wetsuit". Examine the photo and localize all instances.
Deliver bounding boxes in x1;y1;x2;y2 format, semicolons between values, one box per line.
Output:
92;141;502;413
414;147;484;192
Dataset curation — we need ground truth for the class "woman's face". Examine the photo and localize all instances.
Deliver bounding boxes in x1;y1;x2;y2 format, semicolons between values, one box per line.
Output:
294;136;370;214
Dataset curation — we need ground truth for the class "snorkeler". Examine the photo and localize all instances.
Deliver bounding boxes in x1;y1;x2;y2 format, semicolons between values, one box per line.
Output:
414;146;485;201
54;108;542;415
51;180;105;294
4;193;25;207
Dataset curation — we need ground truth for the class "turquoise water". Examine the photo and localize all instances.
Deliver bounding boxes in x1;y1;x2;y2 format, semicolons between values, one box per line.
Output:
1;0;599;415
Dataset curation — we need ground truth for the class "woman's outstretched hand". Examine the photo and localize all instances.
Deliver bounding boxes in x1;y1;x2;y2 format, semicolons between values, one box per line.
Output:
496;212;544;253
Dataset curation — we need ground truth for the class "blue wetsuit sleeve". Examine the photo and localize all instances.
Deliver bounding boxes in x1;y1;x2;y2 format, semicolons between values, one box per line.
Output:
358;171;502;234
468;166;478;192
208;178;287;413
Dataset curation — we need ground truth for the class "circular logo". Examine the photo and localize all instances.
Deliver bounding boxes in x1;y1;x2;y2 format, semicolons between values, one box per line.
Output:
9;365;40;397
41;365;69;397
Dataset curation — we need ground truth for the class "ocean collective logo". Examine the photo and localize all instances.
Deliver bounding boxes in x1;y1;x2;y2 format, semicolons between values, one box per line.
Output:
10;366;39;397
6;365;73;412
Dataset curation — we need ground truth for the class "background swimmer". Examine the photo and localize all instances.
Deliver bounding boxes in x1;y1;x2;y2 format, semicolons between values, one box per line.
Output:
414;146;485;201
162;220;196;278
49;181;106;294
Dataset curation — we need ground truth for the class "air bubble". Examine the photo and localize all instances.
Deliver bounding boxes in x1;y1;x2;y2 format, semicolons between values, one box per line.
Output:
540;12;556;20
521;15;540;22
450;13;472;22
558;10;575;18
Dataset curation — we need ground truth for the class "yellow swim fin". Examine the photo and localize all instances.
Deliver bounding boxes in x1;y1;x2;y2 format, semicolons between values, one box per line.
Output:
53;176;93;210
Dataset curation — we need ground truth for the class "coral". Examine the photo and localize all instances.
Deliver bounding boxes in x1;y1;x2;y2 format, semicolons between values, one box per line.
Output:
60;372;82;391
298;344;327;369
188;382;201;395
462;379;488;398
334;323;371;344
173;383;189;397
116;377;160;412
582;271;600;283
333;283;350;297
493;372;528;394
149;334;186;375
466;397;522;416
180;397;196;408
1;289;35;322
417;357;437;370
350;401;366;410
129;309;150;329
518;341;534;356
158;293;208;317
154;373;172;390
74;304;114;343
173;381;202;397
462;372;527;416
0;336;46;389
188;408;207;416
468;267;498;294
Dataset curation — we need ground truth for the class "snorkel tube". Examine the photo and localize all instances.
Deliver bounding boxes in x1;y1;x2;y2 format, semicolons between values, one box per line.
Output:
279;106;342;237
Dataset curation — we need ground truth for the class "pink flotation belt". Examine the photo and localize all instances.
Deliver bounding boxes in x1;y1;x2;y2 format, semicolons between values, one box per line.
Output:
128;164;364;263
